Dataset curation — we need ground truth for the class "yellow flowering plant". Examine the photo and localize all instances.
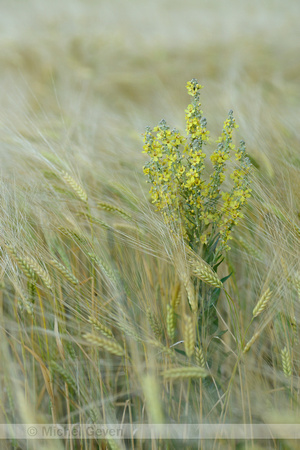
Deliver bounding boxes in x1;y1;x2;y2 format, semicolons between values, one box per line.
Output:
143;79;252;269
143;79;252;349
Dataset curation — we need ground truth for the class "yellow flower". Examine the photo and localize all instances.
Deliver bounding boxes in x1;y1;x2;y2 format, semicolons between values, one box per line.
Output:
186;80;203;96
177;165;186;176
143;80;251;252
200;234;208;245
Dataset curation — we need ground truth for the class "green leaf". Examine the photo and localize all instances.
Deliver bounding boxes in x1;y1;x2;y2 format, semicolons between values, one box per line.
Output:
214;329;228;338
220;272;232;284
208;287;221;308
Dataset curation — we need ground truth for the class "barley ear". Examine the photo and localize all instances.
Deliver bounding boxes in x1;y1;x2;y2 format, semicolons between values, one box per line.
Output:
195;345;205;368
253;287;272;318
61;171;88;203
281;347;292;378
87;316;113;338
294;273;300;299
243;331;260;353
4;244;35;280
87;253;117;284
49;259;79;286
238;237;262;260
97;202;132;220
183;315;195;358
22;256;53;290
83;333;125;357
182;273;197;312
148;340;176;359
188;257;222;288
171;282;181;310
166;304;175;340
50;361;77;392
162;366;208;380
146;308;162;339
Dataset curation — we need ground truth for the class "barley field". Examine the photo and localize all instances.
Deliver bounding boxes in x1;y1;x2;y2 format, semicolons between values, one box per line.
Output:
0;1;299;449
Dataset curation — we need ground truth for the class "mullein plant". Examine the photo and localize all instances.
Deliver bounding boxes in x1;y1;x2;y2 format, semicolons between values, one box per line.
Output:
143;79;251;258
143;79;252;348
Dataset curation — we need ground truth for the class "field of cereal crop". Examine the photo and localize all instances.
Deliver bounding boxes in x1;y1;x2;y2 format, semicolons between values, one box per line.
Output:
0;1;299;448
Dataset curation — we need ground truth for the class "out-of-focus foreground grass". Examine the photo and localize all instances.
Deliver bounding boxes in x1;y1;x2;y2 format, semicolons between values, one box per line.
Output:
0;1;299;449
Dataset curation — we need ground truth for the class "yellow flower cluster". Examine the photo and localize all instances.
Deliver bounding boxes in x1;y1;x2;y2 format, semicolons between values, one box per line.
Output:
218;140;252;247
143;79;252;252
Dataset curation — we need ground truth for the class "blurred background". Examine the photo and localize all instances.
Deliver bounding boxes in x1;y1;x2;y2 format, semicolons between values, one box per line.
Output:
0;0;299;195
